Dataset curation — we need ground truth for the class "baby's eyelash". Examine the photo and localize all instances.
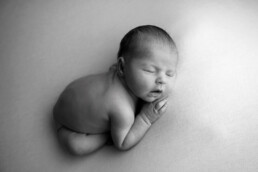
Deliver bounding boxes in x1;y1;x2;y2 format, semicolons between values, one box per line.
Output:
143;69;155;73
166;73;174;77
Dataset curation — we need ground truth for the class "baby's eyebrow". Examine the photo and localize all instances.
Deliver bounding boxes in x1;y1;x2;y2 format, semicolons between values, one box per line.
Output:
138;63;155;68
139;62;175;72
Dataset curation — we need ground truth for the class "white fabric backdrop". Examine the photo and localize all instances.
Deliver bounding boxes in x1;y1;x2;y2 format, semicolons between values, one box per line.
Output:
1;0;258;171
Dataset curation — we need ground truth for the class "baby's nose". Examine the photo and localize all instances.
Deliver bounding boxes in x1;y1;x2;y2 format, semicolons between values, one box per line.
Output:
155;75;166;85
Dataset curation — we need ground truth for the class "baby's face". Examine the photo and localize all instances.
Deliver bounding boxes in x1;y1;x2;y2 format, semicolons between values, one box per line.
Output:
123;41;177;102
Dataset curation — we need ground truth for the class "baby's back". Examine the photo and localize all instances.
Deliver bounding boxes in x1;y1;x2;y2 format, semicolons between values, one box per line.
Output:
53;72;115;134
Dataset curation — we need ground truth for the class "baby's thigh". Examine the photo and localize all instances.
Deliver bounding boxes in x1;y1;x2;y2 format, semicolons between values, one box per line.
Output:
54;121;77;146
57;126;109;155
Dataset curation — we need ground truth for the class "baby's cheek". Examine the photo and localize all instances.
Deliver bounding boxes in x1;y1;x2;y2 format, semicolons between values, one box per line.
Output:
131;76;151;94
163;90;170;97
137;74;154;88
165;84;173;95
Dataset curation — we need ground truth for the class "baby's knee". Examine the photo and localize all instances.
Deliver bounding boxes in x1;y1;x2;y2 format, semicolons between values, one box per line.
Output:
57;128;86;155
66;138;87;156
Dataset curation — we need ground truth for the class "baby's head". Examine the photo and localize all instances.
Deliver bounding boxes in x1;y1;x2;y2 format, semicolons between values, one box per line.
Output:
117;25;178;102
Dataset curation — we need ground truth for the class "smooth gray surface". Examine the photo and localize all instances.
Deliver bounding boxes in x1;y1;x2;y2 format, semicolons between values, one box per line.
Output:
1;0;258;172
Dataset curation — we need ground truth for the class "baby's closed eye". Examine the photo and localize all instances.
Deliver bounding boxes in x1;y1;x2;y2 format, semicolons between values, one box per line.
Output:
166;72;175;77
143;68;155;73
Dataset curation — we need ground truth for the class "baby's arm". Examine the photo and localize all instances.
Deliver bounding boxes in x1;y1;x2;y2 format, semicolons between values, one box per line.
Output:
110;97;168;151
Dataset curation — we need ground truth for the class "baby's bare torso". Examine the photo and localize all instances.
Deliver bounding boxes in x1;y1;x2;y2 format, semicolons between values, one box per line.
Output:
53;70;135;134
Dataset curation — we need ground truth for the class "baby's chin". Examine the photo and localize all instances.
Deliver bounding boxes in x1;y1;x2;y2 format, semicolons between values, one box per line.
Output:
142;93;169;102
142;97;156;103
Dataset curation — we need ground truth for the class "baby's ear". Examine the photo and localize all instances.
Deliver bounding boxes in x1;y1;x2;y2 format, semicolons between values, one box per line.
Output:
117;57;125;77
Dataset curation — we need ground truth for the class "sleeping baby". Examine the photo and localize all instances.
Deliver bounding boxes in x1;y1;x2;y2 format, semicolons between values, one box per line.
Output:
53;25;178;155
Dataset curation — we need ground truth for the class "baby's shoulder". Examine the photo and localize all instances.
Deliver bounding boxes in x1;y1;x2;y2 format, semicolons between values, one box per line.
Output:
107;79;135;116
106;76;129;103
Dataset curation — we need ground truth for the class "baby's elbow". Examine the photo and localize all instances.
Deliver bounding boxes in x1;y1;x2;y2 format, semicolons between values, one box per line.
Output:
116;145;131;151
115;141;135;151
113;133;138;151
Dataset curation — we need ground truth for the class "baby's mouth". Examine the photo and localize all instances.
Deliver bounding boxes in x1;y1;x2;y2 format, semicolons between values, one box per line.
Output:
151;90;162;94
149;89;163;97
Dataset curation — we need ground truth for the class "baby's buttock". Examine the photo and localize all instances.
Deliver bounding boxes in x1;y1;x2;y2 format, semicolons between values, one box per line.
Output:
54;94;110;134
54;72;114;134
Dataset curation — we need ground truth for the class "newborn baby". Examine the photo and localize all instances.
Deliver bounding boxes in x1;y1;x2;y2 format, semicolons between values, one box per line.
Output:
53;25;178;155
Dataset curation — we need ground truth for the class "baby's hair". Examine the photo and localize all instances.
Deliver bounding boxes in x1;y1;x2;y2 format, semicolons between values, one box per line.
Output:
117;25;177;59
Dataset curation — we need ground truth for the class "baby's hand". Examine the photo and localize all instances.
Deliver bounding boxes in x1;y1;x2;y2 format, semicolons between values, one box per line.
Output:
141;97;168;124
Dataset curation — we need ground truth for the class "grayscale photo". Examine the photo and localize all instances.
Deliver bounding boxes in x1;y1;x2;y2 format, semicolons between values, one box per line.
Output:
1;0;258;172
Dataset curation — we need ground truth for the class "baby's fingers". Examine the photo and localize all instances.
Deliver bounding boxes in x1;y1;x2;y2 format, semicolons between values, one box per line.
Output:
157;103;168;114
155;98;167;111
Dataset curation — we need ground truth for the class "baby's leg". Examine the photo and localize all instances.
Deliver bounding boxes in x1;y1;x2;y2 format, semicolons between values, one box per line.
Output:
57;126;109;155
